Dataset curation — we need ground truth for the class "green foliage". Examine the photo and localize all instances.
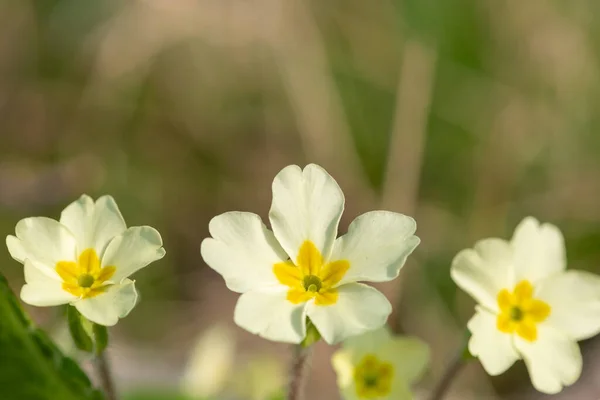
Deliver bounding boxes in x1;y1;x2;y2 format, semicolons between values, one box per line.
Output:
67;305;93;353
93;324;109;355
0;274;103;400
301;318;321;348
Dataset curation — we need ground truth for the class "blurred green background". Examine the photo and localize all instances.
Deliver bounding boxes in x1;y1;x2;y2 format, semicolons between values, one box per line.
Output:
1;0;600;399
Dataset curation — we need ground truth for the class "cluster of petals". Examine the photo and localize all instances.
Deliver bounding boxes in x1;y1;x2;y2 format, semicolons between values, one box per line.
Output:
332;327;429;400
201;164;420;344
451;217;600;394
6;195;165;326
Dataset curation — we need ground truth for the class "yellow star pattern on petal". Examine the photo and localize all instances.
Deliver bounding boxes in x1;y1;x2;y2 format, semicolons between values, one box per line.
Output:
56;248;116;298
273;240;349;306
496;280;551;342
353;354;394;399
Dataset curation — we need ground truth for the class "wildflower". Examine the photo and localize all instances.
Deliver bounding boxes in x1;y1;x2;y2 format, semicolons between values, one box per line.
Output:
201;164;420;344
332;327;429;400
7;195;165;326
451;217;600;394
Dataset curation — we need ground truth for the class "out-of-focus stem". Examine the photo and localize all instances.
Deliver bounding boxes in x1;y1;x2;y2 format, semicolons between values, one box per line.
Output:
428;343;471;400
95;351;117;400
287;344;312;400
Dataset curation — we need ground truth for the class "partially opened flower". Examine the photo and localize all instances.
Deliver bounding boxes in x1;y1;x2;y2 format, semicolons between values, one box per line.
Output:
201;164;420;344
332;327;429;400
451;217;600;394
6;195;165;326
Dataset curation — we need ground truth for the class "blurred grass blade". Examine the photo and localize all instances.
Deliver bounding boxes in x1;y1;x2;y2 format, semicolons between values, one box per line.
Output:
0;274;103;400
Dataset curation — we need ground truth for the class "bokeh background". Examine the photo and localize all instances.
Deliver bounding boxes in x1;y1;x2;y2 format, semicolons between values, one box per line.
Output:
1;0;600;399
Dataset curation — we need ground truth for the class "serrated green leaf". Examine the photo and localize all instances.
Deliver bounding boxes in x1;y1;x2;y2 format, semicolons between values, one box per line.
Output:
0;274;103;400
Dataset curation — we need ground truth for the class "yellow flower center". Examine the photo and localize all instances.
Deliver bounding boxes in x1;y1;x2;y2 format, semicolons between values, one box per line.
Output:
273;240;349;306
353;354;394;399
496;280;551;342
55;248;116;298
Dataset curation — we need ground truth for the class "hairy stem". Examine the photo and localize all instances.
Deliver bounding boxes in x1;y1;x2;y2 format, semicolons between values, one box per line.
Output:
288;344;312;400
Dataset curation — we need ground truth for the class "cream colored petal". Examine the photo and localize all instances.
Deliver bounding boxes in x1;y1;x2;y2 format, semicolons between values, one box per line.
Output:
331;211;420;285
451;238;514;312
201;212;288;293
537;270;600;341
306;283;391;345
514;326;581;394
467;306;520;376
233;289;308;344
101;226;165;282
511;217;566;284
20;260;76;306
269;164;344;262
74;279;138;326
9;217;77;275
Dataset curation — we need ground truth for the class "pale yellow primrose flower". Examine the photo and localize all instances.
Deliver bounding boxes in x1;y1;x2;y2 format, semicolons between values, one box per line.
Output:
451;217;600;394
332;327;429;400
200;164;420;344
6;195;165;326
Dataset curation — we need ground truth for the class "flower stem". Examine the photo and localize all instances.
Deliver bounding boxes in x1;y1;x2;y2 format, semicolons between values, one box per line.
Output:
428;341;472;400
95;350;117;400
287;344;313;400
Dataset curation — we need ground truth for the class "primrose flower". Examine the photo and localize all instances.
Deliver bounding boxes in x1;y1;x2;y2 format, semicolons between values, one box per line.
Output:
201;164;420;344
332;327;429;400
7;195;165;326
451;217;600;394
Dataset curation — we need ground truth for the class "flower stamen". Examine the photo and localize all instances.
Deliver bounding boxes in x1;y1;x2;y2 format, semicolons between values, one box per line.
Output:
77;273;95;288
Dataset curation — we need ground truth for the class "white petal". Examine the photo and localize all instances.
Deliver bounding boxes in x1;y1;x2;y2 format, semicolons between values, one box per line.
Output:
386;381;412;400
74;279;138;326
6;235;27;263
467;307;519;376
342;326;393;357
233;290;307;343
306;283;391;345
331;350;356;390
60;195;127;256
10;217;77;274
511;217;566;284
450;239;513;312
537;270;600;341
514;326;581;394
89;195;127;256
201;212;288;293
387;337;430;385
102;226;165;282
269;164;344;262
20;260;76;306
331;211;419;285
59;194;95;251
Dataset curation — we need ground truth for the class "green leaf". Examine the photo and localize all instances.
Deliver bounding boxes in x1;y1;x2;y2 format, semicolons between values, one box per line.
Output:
0;274;103;400
93;323;109;355
67;305;93;352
